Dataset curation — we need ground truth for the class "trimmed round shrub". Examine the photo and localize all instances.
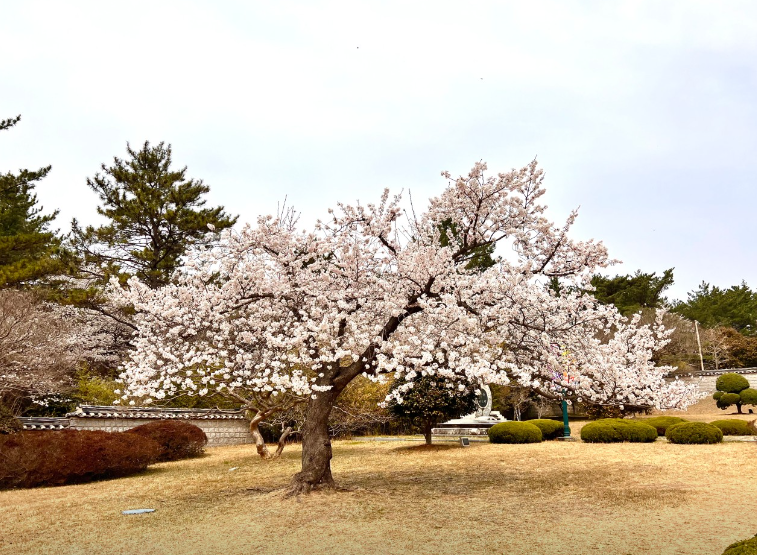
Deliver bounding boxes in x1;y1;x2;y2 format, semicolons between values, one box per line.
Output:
713;391;724;401
0;430;160;489
711;419;754;436
488;422;543;444
739;388;757;405
125;421;208;461
643;416;688;436
527;419;564;440
723;535;757;555
716;373;750;394
580;419;657;443
665;422;723;444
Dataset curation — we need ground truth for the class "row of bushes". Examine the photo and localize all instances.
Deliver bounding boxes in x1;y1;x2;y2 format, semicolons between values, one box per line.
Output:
642;416;755;436
488;416;755;444
581;418;729;444
0;421;207;489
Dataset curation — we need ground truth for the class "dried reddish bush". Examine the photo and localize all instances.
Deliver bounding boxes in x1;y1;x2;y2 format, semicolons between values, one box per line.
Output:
0;430;160;489
125;421;208;461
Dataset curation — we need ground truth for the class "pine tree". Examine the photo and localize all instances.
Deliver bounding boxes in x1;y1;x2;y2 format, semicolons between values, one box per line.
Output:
0;115;65;288
71;141;237;288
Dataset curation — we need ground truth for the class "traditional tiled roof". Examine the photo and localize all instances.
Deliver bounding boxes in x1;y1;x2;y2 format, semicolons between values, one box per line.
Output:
19;417;70;430
688;367;757;377
66;405;247;420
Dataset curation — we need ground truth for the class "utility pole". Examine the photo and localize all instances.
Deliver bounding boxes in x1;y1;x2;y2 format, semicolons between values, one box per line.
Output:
694;320;705;372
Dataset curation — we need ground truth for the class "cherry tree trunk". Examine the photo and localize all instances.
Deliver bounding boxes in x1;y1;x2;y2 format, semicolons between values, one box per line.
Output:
423;420;433;445
288;387;341;495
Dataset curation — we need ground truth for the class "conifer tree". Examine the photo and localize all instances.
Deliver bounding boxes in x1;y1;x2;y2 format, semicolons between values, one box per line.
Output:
71;141;237;289
0;115;66;288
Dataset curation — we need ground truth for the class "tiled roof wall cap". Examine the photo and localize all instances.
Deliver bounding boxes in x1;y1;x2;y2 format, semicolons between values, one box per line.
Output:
66;405;247;420
19;417;71;430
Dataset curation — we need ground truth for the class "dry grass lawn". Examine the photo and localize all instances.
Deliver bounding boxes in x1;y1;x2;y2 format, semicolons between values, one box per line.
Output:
2;404;756;555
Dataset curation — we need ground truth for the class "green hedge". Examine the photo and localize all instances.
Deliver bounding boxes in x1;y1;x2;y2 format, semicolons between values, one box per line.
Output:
642;416;688;436
723;535;757;555
527;419;564;440
665;422;723;444
580;419;657;443
710;419;754;436
488;422;543;444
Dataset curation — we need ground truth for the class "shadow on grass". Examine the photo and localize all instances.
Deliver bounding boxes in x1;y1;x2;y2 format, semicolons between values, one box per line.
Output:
392;444;459;453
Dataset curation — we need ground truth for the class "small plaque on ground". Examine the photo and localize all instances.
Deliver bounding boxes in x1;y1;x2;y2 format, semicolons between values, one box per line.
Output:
459;437;470;447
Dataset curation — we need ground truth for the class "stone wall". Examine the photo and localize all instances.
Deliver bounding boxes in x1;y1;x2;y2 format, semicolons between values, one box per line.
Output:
20;406;255;447
69;417;253;447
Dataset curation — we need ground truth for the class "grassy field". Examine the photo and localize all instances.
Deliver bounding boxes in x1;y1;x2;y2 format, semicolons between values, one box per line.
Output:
2;405;756;555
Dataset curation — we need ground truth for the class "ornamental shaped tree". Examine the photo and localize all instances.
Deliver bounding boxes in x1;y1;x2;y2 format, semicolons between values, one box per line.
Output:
387;374;477;444
712;372;757;414
112;160;701;494
0;115;67;288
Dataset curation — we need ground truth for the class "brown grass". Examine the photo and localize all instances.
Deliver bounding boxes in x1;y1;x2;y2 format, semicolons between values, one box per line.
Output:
1;407;755;555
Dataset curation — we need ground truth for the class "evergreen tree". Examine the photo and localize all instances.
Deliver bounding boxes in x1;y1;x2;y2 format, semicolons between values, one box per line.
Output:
71;141;237;288
672;282;757;336
0;115;66;288
590;268;674;315
387;375;478;444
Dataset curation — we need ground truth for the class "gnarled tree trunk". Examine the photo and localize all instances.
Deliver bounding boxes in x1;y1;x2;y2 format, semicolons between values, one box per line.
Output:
247;410;293;460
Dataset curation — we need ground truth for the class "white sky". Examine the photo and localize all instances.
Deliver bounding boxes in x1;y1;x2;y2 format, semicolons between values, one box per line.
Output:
1;0;755;301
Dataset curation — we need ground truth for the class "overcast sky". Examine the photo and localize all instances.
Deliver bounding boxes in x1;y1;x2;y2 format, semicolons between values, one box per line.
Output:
1;1;755;301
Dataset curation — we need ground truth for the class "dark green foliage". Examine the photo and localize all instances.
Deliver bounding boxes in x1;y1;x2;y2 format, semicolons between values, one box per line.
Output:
673;281;757;336
0;115;67;288
710;419;754;436
713;391;724;400
739;388;757;405
71;141;237;289
580;419;657;443
0;430;160;489
388;375;477;444
437;218;497;272
590;269;674;316
665;422;723;444
717;373;750;394
723;535;757;555
527;419;564;440
125;421;207;461
487;422;543;444
642;416;688;436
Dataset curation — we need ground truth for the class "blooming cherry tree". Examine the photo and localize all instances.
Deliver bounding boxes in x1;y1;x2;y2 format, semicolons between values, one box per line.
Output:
113;160;700;493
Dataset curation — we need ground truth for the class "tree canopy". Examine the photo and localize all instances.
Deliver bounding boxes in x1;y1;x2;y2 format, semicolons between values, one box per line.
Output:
590;269;674;315
673;282;757;336
0;115;67;288
71;141;237;289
